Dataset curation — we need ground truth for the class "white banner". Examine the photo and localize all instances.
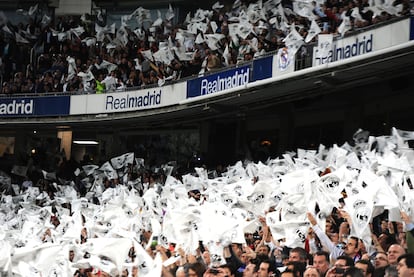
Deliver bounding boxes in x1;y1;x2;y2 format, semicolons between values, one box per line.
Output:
315;34;333;64
312;18;411;66
272;47;295;77
70;82;186;115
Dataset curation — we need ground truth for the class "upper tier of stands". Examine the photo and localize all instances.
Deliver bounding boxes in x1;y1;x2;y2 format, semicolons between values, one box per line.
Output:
0;0;411;96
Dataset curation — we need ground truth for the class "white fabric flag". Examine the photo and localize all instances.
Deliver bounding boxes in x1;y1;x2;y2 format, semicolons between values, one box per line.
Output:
305;19;322;43
266;210;286;241
99;161;118;180
15;32;30;44
377;152;412;172
316;34;333;62
204;34;225;51
338;15;352;37
198;201;241;245
314;169;347;216
283;222;309;248
165;4;175;21
11;243;65;276
153;47;175;65
282;26;304;59
28;4;38;16
280;194;307;222
152;10;163;27
350;8;365;22
343;169;378;240
274;47;294;74
245;180;274;216
66;56;77;81
82;164;99;176
11;165;28;177
344;193;374;242
140;49;154;62
222;44;230;66
0;236;13;274
210;21;218;33
111;152;134;170
86;238;132;275
293;1;317;21
392;127;414;141
77;70;95;83
398;178;414;220
206;242;227;267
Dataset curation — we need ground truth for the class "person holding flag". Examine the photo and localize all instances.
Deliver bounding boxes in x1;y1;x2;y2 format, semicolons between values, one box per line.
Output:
307;212;362;263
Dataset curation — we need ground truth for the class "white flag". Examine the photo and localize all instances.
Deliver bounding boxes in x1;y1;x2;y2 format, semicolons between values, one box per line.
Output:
344;193;374;242
15;32;30;44
99;161;118;180
165;4;175;21
305;20;322;43
315;33;333;63
110;152;134;170
337;15;352;37
11;165;28;177
274;47;294;74
283;26;304;57
293;1;317;21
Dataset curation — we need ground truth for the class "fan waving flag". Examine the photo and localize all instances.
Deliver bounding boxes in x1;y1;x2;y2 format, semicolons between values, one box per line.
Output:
343;169;379;241
305;20;322;43
111;152;134;170
282;25;304;58
338;15;352;37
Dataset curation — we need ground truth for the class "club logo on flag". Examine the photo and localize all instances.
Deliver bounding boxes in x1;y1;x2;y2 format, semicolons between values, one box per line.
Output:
286;207;298;215
318;212;328;219
268;215;277;225
211;254;223;265
160;234;169;246
138;260;148;272
353;200;371;227
278;47;291;71
270;191;285;206
322;175;340;191
47;266;62;277
234;185;243;196
223;197;234;205
221;229;238;246
248;192;265;204
295;228;307;243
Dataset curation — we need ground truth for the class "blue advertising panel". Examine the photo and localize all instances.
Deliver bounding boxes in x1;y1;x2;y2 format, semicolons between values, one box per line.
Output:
187;65;251;98
0;96;70;117
252;55;273;81
411;17;414;40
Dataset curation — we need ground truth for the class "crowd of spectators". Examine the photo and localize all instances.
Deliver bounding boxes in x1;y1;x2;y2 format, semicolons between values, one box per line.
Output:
0;0;411;95
0;128;414;276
